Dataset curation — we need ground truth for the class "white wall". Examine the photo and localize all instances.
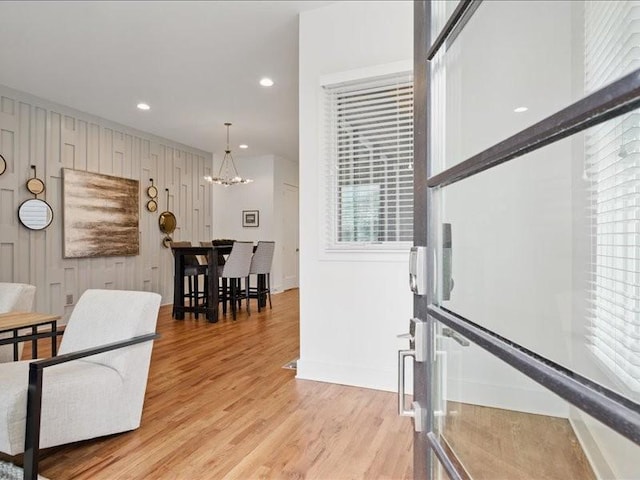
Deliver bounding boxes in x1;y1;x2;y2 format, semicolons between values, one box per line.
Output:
298;1;413;391
211;154;298;293
212;155;275;242
0;84;212;320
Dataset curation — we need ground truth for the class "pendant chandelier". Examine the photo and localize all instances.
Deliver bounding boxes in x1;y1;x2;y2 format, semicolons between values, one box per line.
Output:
204;122;253;186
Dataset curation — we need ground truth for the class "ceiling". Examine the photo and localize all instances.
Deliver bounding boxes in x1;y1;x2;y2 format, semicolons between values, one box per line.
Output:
0;1;333;161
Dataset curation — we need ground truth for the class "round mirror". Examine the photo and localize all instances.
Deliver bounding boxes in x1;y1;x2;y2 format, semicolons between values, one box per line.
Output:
18;198;53;230
26;177;45;195
146;199;158;212
147;185;158;198
159;211;176;234
0;154;6;176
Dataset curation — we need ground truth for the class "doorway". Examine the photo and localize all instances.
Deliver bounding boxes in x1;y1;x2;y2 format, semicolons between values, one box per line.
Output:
282;183;299;291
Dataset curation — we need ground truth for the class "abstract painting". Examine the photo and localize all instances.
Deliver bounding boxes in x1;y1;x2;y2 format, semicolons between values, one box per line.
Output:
63;169;139;258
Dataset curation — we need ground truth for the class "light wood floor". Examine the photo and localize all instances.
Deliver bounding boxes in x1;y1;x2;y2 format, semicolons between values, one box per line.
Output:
11;289;414;479
6;289;598;479
443;402;596;480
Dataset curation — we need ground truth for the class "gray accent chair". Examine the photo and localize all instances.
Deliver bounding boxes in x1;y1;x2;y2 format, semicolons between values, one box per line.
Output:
0;289;161;460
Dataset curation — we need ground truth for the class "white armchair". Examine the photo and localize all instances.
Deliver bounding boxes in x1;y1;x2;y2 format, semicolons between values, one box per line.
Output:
0;289;161;479
0;283;36;363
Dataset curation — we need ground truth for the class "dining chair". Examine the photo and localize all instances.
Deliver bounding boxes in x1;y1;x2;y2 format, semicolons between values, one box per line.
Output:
248;241;275;312
0;283;36;363
170;241;207;318
206;240;236;315
220;241;253;320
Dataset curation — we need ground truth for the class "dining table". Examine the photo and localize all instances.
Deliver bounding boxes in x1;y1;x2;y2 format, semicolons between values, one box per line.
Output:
171;243;267;322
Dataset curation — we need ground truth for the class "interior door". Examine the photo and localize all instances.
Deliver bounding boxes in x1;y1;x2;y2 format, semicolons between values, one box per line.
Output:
282;184;299;290
406;1;640;479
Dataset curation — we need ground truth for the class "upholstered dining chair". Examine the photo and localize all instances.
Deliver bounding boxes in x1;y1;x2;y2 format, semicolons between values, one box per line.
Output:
0;289;161;480
205;239;235;314
248;241;275;312
220;241;254;320
0;283;36;363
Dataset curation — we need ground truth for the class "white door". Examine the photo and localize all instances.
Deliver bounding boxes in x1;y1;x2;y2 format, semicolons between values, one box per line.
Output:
282;184;299;290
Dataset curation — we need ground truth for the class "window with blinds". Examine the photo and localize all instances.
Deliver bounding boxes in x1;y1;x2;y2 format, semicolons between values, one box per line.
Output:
323;72;414;250
585;1;640;392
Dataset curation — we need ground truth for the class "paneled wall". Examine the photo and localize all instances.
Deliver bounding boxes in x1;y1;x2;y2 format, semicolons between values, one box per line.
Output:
0;85;212;322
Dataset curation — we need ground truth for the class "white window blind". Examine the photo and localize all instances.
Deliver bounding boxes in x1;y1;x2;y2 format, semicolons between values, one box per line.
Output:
585;0;640;392
324;72;414;250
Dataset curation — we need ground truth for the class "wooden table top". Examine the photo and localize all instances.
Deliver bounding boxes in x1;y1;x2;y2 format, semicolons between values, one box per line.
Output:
0;311;60;331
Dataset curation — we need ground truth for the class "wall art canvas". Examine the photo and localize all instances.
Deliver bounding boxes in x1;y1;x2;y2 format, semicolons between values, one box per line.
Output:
63;168;139;258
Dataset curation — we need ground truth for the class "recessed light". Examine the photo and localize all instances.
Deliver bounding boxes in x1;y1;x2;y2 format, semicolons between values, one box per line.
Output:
259;77;274;87
239;144;248;149
514;106;528;113
137;103;150;111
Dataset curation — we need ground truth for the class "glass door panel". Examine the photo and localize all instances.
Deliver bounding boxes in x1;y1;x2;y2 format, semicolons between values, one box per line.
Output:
430;0;640;175
430;318;640;480
436;108;640;406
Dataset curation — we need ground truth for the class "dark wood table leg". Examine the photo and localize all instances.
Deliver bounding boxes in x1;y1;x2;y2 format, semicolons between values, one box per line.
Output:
173;252;185;320
207;248;219;323
194;274;199;319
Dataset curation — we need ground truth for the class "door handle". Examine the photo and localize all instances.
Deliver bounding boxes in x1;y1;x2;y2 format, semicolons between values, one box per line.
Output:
398;349;425;432
434;350;448;417
442;327;470;346
442;223;454;300
398;349;415;417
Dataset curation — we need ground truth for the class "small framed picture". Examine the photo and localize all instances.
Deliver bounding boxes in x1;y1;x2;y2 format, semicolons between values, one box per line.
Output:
242;210;259;227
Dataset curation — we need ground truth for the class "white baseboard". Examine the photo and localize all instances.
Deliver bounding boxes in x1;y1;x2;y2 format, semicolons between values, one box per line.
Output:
296;359;569;418
296;359;399;393
445;377;569;418
569;412;614;480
